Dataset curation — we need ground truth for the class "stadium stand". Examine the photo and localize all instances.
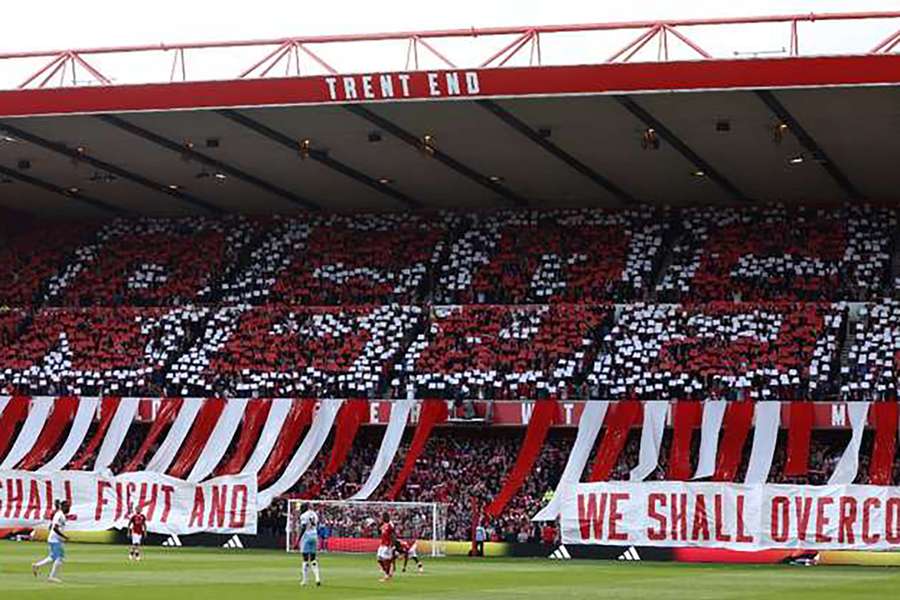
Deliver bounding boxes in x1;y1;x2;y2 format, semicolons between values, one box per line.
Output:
392;304;611;400
434;208;666;304
269;425;892;541
287;429;571;542
0;222;96;307
221;213;448;305
0;307;207;396
656;205;896;302
587;302;843;401
166;304;422;398
45;216;257;307
0;206;897;403
1;204;899;542
840;300;899;400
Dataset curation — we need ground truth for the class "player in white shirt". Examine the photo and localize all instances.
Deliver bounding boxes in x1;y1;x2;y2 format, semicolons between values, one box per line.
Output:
297;503;321;587
32;500;70;583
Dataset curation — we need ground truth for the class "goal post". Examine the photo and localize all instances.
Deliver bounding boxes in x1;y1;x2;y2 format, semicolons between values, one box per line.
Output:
285;499;448;557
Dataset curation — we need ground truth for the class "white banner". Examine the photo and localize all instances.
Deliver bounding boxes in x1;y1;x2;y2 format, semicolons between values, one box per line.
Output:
350;398;415;500
187;398;248;483
94;398;139;473
39;398;98;473
240;398;292;476
561;481;900;551
145;400;203;473
743;401;780;484
829;402;869;485
630;401;668;482
692;399;726;480
1;398;53;470
257;399;343;509
0;470;257;535
533;401;609;522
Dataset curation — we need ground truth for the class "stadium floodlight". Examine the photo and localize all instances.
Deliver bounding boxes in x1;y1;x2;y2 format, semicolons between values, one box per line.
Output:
286;499;448;558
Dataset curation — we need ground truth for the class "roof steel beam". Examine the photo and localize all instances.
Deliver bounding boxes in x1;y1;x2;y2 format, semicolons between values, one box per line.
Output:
615;96;751;203
476;99;640;205
343;104;528;207
216;109;420;209
0;121;223;214
0;163;126;215
0;12;896;87
755;90;864;200
871;27;900;53
96;114;321;211
1;12;897;59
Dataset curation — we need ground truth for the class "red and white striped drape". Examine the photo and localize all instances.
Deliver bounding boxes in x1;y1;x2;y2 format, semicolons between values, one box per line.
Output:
3;396;900;525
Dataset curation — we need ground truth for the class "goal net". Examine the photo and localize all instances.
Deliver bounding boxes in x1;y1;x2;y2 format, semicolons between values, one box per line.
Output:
286;499;448;557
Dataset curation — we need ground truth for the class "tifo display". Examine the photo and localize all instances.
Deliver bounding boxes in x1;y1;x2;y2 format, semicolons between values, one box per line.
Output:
0;197;897;589
2;6;900;596
0;201;896;557
0;205;895;400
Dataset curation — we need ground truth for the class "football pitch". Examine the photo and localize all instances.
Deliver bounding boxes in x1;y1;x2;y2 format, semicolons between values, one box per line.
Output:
2;541;900;599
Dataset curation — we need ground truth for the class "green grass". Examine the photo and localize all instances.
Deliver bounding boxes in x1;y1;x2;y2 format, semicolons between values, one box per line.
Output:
2;541;900;599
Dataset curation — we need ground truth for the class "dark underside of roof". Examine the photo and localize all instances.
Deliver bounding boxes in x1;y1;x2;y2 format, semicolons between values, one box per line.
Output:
0;85;897;218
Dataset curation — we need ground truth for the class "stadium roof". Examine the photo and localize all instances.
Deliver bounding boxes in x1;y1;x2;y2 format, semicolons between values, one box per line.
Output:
0;11;897;217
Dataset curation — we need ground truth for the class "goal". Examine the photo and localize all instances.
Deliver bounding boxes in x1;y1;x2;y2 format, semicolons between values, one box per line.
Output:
285;499;448;557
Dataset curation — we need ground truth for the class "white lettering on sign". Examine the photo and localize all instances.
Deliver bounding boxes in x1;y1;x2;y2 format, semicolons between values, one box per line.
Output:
398;74;412;97
361;75;375;99
832;403;847;427
379;74;394;98
325;77;338;100
561;481;900;551
342;77;358;100
427;73;441;96
466;71;480;94
521;401;535;424
445;72;461;95
323;71;481;101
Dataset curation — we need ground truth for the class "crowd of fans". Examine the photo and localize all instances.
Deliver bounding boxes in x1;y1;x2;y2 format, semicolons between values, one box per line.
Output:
222;213;448;306
0;300;896;399
392;304;611;400
0;222;95;307
840;300;900;401
0;307;207;397
433;208;667;304
44;216;257;307
587;302;844;401
656;205;896;302
2;205;894;312
165;304;423;398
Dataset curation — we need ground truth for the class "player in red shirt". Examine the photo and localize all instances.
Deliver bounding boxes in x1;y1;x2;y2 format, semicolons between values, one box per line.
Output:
393;538;424;574
376;512;395;582
128;510;147;562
